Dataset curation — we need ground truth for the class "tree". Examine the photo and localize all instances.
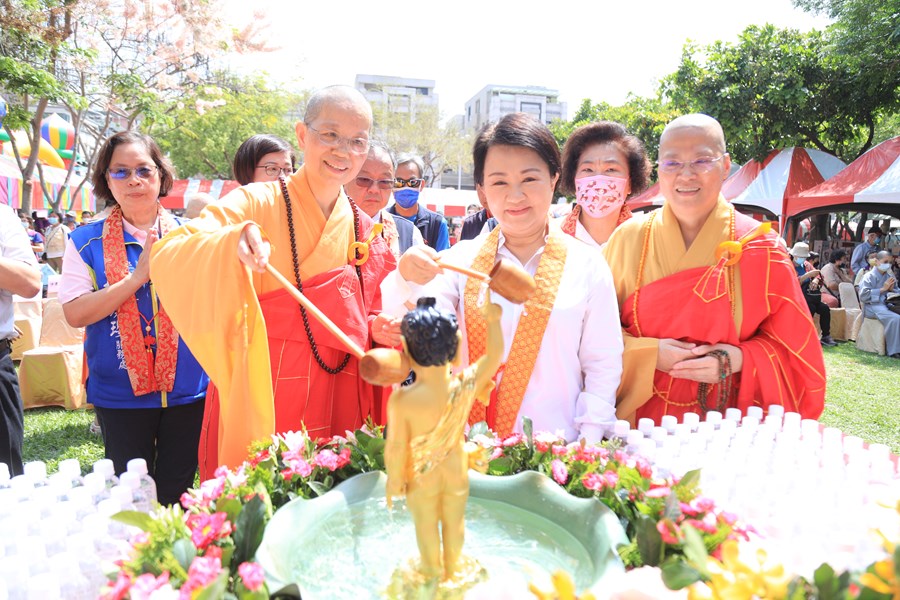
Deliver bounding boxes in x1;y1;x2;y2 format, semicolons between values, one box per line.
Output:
1;0;271;212
147;75;304;179
663;24;894;163
371;100;473;186
550;95;679;162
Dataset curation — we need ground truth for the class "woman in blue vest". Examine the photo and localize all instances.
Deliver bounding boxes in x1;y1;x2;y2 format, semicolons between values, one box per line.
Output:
59;131;208;505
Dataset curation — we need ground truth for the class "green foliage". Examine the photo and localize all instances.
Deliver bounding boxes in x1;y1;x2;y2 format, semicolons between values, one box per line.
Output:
231;495;267;568
148;74;302;179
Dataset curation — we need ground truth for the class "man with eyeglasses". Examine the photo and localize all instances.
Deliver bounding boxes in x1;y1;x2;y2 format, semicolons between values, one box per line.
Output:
344;140;423;261
151;85;397;474
603;113;825;424
386;154;451;252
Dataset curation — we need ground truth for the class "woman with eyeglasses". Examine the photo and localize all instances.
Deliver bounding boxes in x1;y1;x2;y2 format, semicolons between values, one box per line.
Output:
382;113;624;442
59;131;209;505
150;85;397;477
559;122;652;248
232;134;295;185
343;140;424;261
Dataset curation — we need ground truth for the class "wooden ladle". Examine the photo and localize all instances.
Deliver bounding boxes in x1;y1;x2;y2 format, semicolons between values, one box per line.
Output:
265;264;410;386
438;258;537;304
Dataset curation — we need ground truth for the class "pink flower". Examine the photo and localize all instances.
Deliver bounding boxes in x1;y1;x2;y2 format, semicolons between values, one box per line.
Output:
131;531;150;547
213;465;230;479
683;513;718;535
502;433;524;447
645;486;672;498
204;545;222;561
179;556;222;599
186;512;233;550
282;448;313;478
680;502;700;517
100;571;132;600
490;447;504;460
534;432;560;453
248;448;271;467
550;459;568;485
312;447;352;471
613;450;627;463
693;496;716;513
238;562;266;592
657;519;683;545
634;458;653;479
583;470;619;492
550;444;567;456
129;572;171;600
571;443;608;463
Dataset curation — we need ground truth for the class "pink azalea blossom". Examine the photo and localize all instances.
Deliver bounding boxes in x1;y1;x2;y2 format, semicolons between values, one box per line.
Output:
613;450;627;463
657;519;683;545
282;448;313;478
551;459;568;485
129;572;171;600
204;545;222;561
279;430;310;452
693;496;716;513
186;512;233;550
533;432;560;453
550;444;567;456
179;556;223;599
571;443;608;463
213;465;230;479
680;502;700;517
100;571;132;600
312;447;352;471
238;561;266;592
683;512;718;535
634;457;653;479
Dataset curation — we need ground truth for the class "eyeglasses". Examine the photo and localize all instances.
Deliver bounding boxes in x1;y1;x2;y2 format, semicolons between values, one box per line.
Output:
657;155;728;174
107;166;158;180
256;165;294;177
355;176;394;190
394;177;425;189
307;126;369;155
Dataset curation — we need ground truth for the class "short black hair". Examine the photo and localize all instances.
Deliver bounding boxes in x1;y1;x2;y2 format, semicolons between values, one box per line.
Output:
401;297;459;367
232;134;295;186
91;131;175;206
829;249;847;263
559;121;652;197
473;113;561;187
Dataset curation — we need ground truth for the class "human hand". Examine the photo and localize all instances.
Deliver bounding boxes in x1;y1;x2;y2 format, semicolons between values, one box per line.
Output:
372;313;402;347
807;269;821;278
882;277;896;293
238;224;270;272
398;245;442;285
656;339;697;372
670;343;743;384
131;228;158;286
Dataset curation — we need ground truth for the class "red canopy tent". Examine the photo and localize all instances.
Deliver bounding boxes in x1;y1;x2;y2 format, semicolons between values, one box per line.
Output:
785;137;900;219
161;179;241;210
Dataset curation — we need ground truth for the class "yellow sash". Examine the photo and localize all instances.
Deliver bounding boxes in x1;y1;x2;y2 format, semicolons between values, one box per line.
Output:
464;226;567;435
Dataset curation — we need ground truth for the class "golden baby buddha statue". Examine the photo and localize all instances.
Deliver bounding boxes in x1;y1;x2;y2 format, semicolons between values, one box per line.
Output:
384;293;504;598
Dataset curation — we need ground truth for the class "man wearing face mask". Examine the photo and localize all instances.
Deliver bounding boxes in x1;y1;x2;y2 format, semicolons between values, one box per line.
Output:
850;226;883;275
858;251;900;358
43;211;69;272
791;242;837;347
386;154;450;251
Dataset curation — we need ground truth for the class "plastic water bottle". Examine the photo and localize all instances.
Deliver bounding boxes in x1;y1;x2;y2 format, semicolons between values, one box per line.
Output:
110;485;135;512
126;458;158;509
82;472;110;504
22;461;48;487
0;463;10;490
57;458;84;487
92;459;119;489
120;472;151;513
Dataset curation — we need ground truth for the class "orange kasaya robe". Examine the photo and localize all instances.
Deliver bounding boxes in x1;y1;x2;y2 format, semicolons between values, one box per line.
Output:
602;196;826;423
150;167;395;476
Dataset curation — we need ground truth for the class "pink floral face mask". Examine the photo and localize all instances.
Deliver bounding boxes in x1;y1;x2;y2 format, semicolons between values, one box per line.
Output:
574;174;628;219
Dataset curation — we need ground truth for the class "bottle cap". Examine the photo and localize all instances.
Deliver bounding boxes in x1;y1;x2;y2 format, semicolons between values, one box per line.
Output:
119;472;141;491
110;485;133;507
725;408;742;421
682;412;700;430
706;410;723;424
613;420;631;437
83;472;106;496
768;404;785;418
58;459;82;482
637;418;655;435
661;415;678;433
626;430;644;446
93;459;116;481
126;458;149;476
23;461;47;483
746;406;764;420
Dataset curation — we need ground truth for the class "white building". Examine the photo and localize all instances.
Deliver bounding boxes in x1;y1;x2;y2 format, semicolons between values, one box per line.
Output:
464;85;567;131
354;74;438;121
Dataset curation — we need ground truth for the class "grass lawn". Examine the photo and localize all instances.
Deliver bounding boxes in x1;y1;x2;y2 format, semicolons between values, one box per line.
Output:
20;343;900;475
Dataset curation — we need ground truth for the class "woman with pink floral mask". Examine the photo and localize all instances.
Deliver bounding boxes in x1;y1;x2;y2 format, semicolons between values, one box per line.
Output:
559;122;652;248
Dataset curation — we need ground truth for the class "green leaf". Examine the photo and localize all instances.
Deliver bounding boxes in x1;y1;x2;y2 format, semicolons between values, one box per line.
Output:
232;495;268;566
676;469;701;492
894;544;900;581
195;571;229;600
467;421;489;440
308;480;329;497
681;526;710;578
660;558;704;590
635;515;663;567
487;457;513;475
110;510;154;531
523;417;534;450
664;492;682;521
172;538;197;573
216;497;243;524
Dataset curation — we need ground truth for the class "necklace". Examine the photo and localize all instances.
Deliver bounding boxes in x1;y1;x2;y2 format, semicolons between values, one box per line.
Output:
137;307;159;347
278;177;364;375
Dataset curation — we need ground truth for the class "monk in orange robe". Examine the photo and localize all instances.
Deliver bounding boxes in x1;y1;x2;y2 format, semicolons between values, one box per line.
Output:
151;86;396;475
603;114;825;423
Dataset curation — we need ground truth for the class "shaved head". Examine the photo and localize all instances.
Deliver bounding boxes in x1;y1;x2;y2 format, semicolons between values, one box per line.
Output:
877;250;892;260
661;114;727;154
304;85;373;128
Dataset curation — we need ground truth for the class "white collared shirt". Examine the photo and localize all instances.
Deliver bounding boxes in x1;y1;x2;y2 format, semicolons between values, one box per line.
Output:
573;217;605;251
380;227;623;442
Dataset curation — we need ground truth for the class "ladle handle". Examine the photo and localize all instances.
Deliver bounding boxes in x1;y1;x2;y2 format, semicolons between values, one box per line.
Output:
265;263;366;359
437;260;490;281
